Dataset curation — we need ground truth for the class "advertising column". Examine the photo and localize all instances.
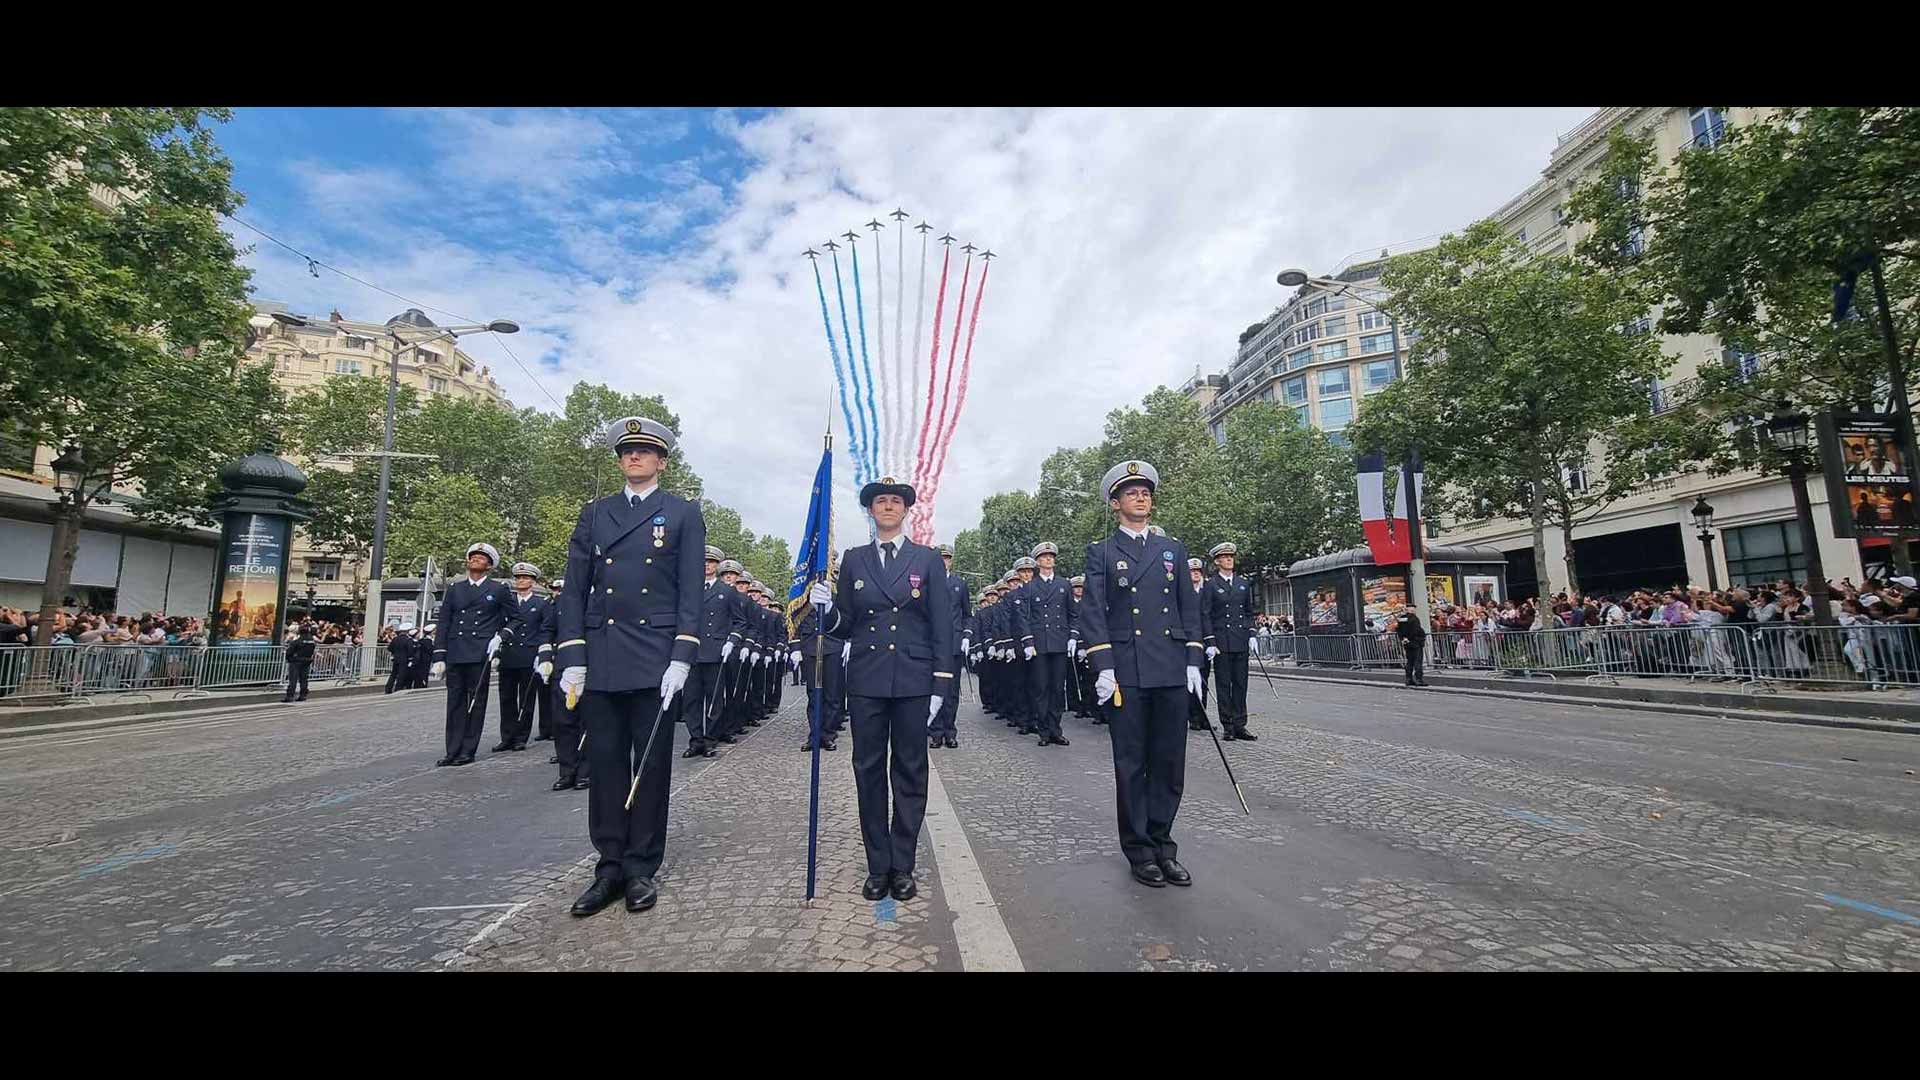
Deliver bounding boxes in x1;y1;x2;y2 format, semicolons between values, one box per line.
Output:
211;513;293;645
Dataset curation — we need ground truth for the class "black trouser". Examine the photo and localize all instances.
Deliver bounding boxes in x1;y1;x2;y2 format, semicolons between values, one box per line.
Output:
1213;650;1250;732
801;652;846;741
498;665;538;746
284;660;311;701
682;660;724;742
1028;651;1067;739
1189;654;1211;726
1006;657;1031;728
411;662;432;690
583;687;674;884
1078;661;1099;718
385;657;407;694
1106;684;1188;868
768;661;785;712
931;655;964;738
444;661;490;758
1403;639;1426;684
553;679;586;782
848;694;931;878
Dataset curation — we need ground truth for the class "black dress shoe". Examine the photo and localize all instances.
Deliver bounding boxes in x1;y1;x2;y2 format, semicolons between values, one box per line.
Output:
552;777;576;791
1235;729;1258;741
1221;730;1238;741
744;718;763;727
683;743;703;759
717;734;739;744
1130;862;1167;887
889;872;917;901
450;756;474;766
1157;858;1193;886
945;737;958;749
548;754;559;764
861;875;890;901
535;734;553;742
571;877;623;917
511;743;529;751
931;737;942;749
575;777;591;790
624;877;658;913
490;742;513;753
435;756;455;767
698;743;718;758
821;740;837;751
1052;735;1070;747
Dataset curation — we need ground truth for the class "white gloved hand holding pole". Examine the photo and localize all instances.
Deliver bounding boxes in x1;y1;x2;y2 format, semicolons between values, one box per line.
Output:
927;696;943;729
789;650;801;668
1066;639;1076;658
841;641;851;665
1095;669;1117;705
808;581;832;613
560;665;585;709
1206;645;1219;661
1023;645;1036;661
536;660;553;683
430;660;446;679
721;641;734;663
1186;665;1204;698
659;659;691;712
1249;636;1260;654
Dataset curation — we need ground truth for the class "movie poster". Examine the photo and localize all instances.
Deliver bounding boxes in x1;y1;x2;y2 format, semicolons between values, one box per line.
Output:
1427;575;1456;607
212;513;290;643
1360;574;1408;631
1308;586;1341;627
1824;412;1920;538
1464;575;1500;607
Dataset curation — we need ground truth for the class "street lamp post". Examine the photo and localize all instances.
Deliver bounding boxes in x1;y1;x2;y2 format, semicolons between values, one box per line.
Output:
271;311;519;677
1691;496;1720;591
1277;266;1428;621
1769;409;1834;625
30;446;90;651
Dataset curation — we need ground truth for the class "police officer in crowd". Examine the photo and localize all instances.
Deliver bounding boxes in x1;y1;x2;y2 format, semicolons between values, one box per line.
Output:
547;576;590;791
807;475;955;902
1011;541;1076;747
1202;541;1260;741
494;562;555;753
1077;460;1204;889
409;624;435;689
284;621;316;703
930;543;970;749
431;543;526;767
386;622;415;694
557;417;706;918
1394;608;1429;687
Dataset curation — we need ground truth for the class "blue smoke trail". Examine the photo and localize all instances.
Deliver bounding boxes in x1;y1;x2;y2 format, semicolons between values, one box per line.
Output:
849;239;883;482
829;249;872;487
812;259;862;480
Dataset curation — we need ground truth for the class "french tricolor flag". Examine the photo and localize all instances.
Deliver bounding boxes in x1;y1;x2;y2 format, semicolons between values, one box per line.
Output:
1356;453;1421;565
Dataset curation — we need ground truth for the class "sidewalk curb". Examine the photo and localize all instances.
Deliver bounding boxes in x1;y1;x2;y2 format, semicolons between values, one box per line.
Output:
0;681;427;739
1256;666;1920;736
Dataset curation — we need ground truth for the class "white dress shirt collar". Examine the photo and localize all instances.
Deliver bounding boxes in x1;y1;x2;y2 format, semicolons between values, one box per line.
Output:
624;480;659;504
1118;525;1148;541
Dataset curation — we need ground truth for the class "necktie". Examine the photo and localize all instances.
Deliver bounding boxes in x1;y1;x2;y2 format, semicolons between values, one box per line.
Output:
881;541;896;568
629;493;639;509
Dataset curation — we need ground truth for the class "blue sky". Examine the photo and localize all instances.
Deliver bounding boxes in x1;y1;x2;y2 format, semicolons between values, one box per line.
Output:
217;107;1597;545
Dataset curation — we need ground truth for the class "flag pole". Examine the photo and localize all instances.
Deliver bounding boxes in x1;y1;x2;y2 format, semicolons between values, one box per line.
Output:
805;388;833;903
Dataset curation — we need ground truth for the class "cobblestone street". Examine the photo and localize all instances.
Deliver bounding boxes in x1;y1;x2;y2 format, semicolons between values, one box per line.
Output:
1;674;1916;971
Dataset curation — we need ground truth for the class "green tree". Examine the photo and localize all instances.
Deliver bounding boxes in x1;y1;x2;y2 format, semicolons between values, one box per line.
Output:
282;375;428;570
1216;401;1361;568
0;107;278;643
383;471;509;580
1348;220;1675;600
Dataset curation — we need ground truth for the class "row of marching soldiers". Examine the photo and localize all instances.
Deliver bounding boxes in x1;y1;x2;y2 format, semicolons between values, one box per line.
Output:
961;532;1265;749
407;543;795;789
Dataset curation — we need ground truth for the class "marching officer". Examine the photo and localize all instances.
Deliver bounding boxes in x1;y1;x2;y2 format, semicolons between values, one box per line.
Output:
556;416;706;918
386;622;415;694
1011;541;1076;747
686;545;749;758
930;544;970;749
806;475;955;902
1069;576;1098;720
1188;557;1215;732
1077;459;1205;889
431;543;526;767
1202;541;1260;741
547;576;589;791
409;623;435;689
494;561;555;753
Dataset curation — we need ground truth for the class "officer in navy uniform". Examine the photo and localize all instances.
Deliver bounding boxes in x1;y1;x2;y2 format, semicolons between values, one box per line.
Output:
1070;576;1099;720
1005;557;1039;734
795;571;846;752
929;544;970;749
1077;460;1205;889
764;592;789;715
685;545;748;758
807;475;955;902
964;586;991;716
430;543;526;767
1011;541;1076;747
556;416;706;918
1187;557;1215;732
386;622;415;694
1203;541;1260;741
494;561;556;752
410;624;434;689
547;576;590;791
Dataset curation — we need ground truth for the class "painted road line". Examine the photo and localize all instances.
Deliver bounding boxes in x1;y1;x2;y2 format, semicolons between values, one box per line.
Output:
924;757;1025;972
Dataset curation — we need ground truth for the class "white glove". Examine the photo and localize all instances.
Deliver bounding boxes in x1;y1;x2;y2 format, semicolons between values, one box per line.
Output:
490;657;500;672
756;651;769;666
789;649;801;667
1249;636;1260;653
1066;639;1077;658
809;581;832;612
486;633;503;659
1095;669;1117;705
560;665;585;707
961;636;971;653
536;660;553;682
659;659;691;711
430;660;446;679
927;696;942;728
1023;645;1036;660
722;641;734;663
1206;646;1219;660
1186;665;1203;697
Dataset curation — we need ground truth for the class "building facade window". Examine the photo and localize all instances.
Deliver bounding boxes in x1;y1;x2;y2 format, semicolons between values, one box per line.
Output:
333;359;362;375
1287;348;1312;370
1283;375;1307;404
1316;340;1349;363
1292;404;1311;427
1304;298;1327;318
1358;332;1395;355
1259;385;1277;403
1723;521;1806;587
1515;227;1528;244
1689;107;1728;149
1363;359;1396;390
307;559;342;582
429;376;449;394
1296;322;1321;344
1318;367;1351;396
344;336;369;349
1321;315;1347;337
1723;347;1762;380
1318;397;1354;431
1358;311;1391;331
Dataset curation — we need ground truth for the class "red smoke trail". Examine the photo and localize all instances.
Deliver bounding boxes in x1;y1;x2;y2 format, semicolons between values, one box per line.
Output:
911;254;971;542
917;260;989;537
911;245;953;490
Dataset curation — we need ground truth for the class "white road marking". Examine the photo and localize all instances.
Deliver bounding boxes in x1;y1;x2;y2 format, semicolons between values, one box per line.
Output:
924;758;1025;972
412;903;523;912
462;903;531;949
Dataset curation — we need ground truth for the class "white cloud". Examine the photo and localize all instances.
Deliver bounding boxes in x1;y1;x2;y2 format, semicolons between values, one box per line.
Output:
238;106;1596;552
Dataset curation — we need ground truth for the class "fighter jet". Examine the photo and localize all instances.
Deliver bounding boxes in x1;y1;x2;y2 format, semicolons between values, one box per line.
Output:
961;242;977;254
842;230;860;243
890;207;910;221
915;222;932;234
979;249;996;261
803;248;821;260
866;218;885;231
823;239;840;252
937;233;956;245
